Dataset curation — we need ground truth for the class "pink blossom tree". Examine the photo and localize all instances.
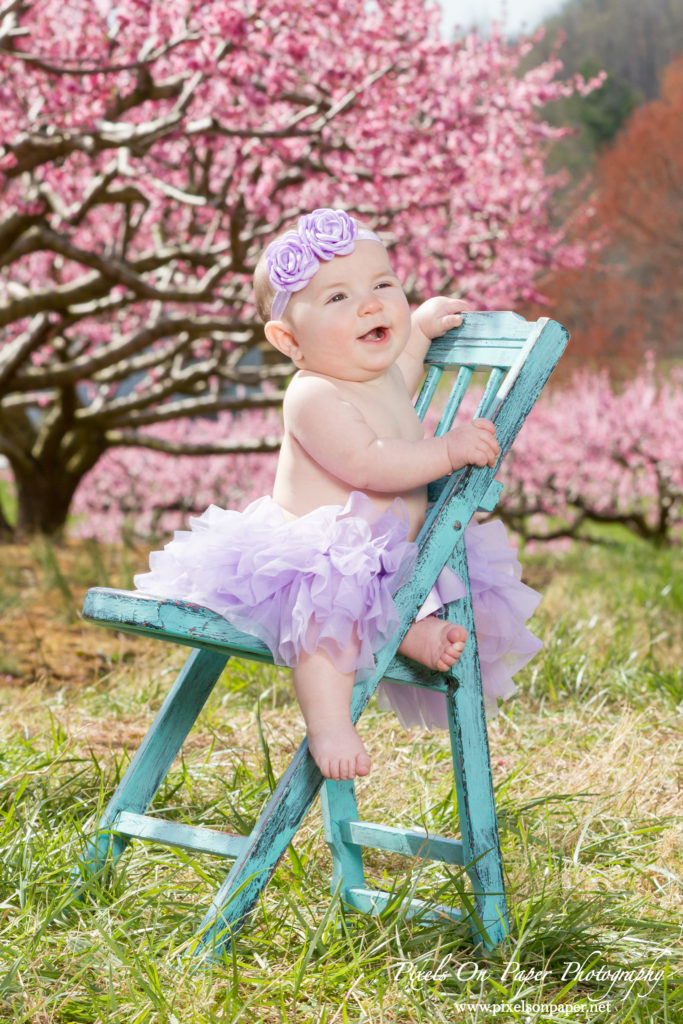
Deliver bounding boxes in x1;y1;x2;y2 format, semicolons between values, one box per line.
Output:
0;0;595;537
496;359;683;546
70;408;280;543
69;361;683;547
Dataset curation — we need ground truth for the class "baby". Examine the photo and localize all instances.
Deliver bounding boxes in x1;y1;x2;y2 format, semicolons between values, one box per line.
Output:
136;208;499;782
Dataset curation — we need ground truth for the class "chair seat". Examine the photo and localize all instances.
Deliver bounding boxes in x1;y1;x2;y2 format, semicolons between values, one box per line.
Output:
82;587;452;691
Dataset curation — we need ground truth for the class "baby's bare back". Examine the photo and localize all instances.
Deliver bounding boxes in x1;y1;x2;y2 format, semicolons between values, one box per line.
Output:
271;368;429;540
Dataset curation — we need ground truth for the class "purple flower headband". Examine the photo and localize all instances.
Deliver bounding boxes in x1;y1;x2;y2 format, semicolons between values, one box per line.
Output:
265;208;382;319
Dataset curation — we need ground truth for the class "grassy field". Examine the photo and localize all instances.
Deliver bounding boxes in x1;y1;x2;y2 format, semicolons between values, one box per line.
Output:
0;533;681;1023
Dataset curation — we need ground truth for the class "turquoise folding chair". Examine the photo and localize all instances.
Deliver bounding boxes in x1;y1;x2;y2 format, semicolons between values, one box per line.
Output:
76;311;568;962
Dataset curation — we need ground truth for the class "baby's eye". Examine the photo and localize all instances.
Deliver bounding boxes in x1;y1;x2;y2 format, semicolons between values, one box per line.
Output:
375;279;394;290
327;292;346;303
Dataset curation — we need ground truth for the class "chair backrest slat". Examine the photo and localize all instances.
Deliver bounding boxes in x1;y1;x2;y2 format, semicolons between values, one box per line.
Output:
434;366;473;436
415;365;443;421
415;312;567;515
425;312;530;370
476;367;507;418
417;313;535;439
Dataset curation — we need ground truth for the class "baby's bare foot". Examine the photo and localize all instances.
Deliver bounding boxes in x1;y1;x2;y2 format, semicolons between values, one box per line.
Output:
307;722;371;781
398;616;468;672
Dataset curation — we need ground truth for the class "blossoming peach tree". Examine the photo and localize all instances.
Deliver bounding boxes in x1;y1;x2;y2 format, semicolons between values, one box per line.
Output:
496;360;683;547
70;362;683;547
0;0;594;537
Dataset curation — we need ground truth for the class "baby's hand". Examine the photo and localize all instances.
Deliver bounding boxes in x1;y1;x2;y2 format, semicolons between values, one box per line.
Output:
413;296;471;341
445;419;499;471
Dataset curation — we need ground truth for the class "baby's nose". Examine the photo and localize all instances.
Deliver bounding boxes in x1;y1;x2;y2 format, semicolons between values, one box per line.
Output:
358;291;382;314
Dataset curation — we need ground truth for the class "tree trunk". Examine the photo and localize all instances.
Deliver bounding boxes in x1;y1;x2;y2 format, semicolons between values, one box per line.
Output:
0;501;13;540
10;460;88;537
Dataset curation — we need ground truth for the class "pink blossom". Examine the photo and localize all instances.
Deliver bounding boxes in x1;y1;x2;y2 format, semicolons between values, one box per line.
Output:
0;0;604;534
64;363;683;546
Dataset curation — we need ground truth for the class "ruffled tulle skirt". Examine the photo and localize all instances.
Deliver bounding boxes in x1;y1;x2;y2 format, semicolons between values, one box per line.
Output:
377;518;542;728
135;492;418;674
134;492;542;725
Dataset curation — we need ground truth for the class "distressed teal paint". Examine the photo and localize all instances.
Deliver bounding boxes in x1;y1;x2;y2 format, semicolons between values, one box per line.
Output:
114;812;247;858
75;312;568;963
434;365;473;437
339;821;465;865
343;887;463;924
321;780;366;895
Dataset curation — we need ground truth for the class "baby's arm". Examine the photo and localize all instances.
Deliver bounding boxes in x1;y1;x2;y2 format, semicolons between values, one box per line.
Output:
286;376;498;493
397;297;471;396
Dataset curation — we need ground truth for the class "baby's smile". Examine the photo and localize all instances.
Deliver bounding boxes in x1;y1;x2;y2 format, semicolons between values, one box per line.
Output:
359;325;389;343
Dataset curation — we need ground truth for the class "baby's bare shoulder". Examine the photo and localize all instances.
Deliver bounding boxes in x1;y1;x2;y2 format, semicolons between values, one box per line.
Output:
284;372;352;413
283;372;370;437
286;370;339;397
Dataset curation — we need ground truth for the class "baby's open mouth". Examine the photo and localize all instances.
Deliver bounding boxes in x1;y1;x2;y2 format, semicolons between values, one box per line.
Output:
359;326;388;343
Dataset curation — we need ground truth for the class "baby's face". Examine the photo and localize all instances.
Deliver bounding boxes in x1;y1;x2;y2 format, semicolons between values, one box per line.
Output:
281;241;412;382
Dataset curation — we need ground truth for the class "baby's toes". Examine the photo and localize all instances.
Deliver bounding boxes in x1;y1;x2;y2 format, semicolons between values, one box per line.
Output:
446;625;468;646
318;758;335;780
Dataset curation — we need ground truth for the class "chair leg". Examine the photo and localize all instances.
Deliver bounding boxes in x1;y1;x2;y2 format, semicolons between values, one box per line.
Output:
324;686;507;945
76;648;228;881
192;738;323;961
321;779;366;899
192;662;393;961
446;673;508;947
433;540;508;946
443;548;509;946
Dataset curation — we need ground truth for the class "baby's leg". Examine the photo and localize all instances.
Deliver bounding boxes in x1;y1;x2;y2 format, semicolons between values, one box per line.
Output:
292;650;371;781
398;616;468;672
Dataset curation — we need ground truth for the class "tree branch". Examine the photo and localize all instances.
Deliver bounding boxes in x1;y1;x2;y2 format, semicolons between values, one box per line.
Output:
105;431;282;456
2;102;188;178
71;356;224;425
0;27;201;76
103;67;187;121
10;315;249;389
1;390;58;410
92;389;286;429
0;230;240;328
0;312;52;389
0;204;48;257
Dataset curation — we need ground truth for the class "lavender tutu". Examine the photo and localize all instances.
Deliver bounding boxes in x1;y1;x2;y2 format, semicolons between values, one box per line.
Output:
135;493;542;725
377;519;542;727
134;491;418;674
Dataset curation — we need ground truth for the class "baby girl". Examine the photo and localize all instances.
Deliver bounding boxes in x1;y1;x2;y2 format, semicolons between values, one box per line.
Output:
136;208;505;781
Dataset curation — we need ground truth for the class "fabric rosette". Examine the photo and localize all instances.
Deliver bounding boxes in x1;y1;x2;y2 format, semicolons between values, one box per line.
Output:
298;208;358;260
266;229;319;296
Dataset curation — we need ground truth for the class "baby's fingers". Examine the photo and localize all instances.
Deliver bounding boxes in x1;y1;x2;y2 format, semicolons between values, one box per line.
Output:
473;417;497;435
474;434;499;467
438;311;465;332
470;441;495;467
441;299;471;326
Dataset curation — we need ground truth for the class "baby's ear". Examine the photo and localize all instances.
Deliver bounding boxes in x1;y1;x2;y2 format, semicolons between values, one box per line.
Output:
265;320;301;363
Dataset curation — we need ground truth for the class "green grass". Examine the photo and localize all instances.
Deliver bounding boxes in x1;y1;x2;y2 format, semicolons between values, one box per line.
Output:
0;536;681;1022
0;478;16;530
